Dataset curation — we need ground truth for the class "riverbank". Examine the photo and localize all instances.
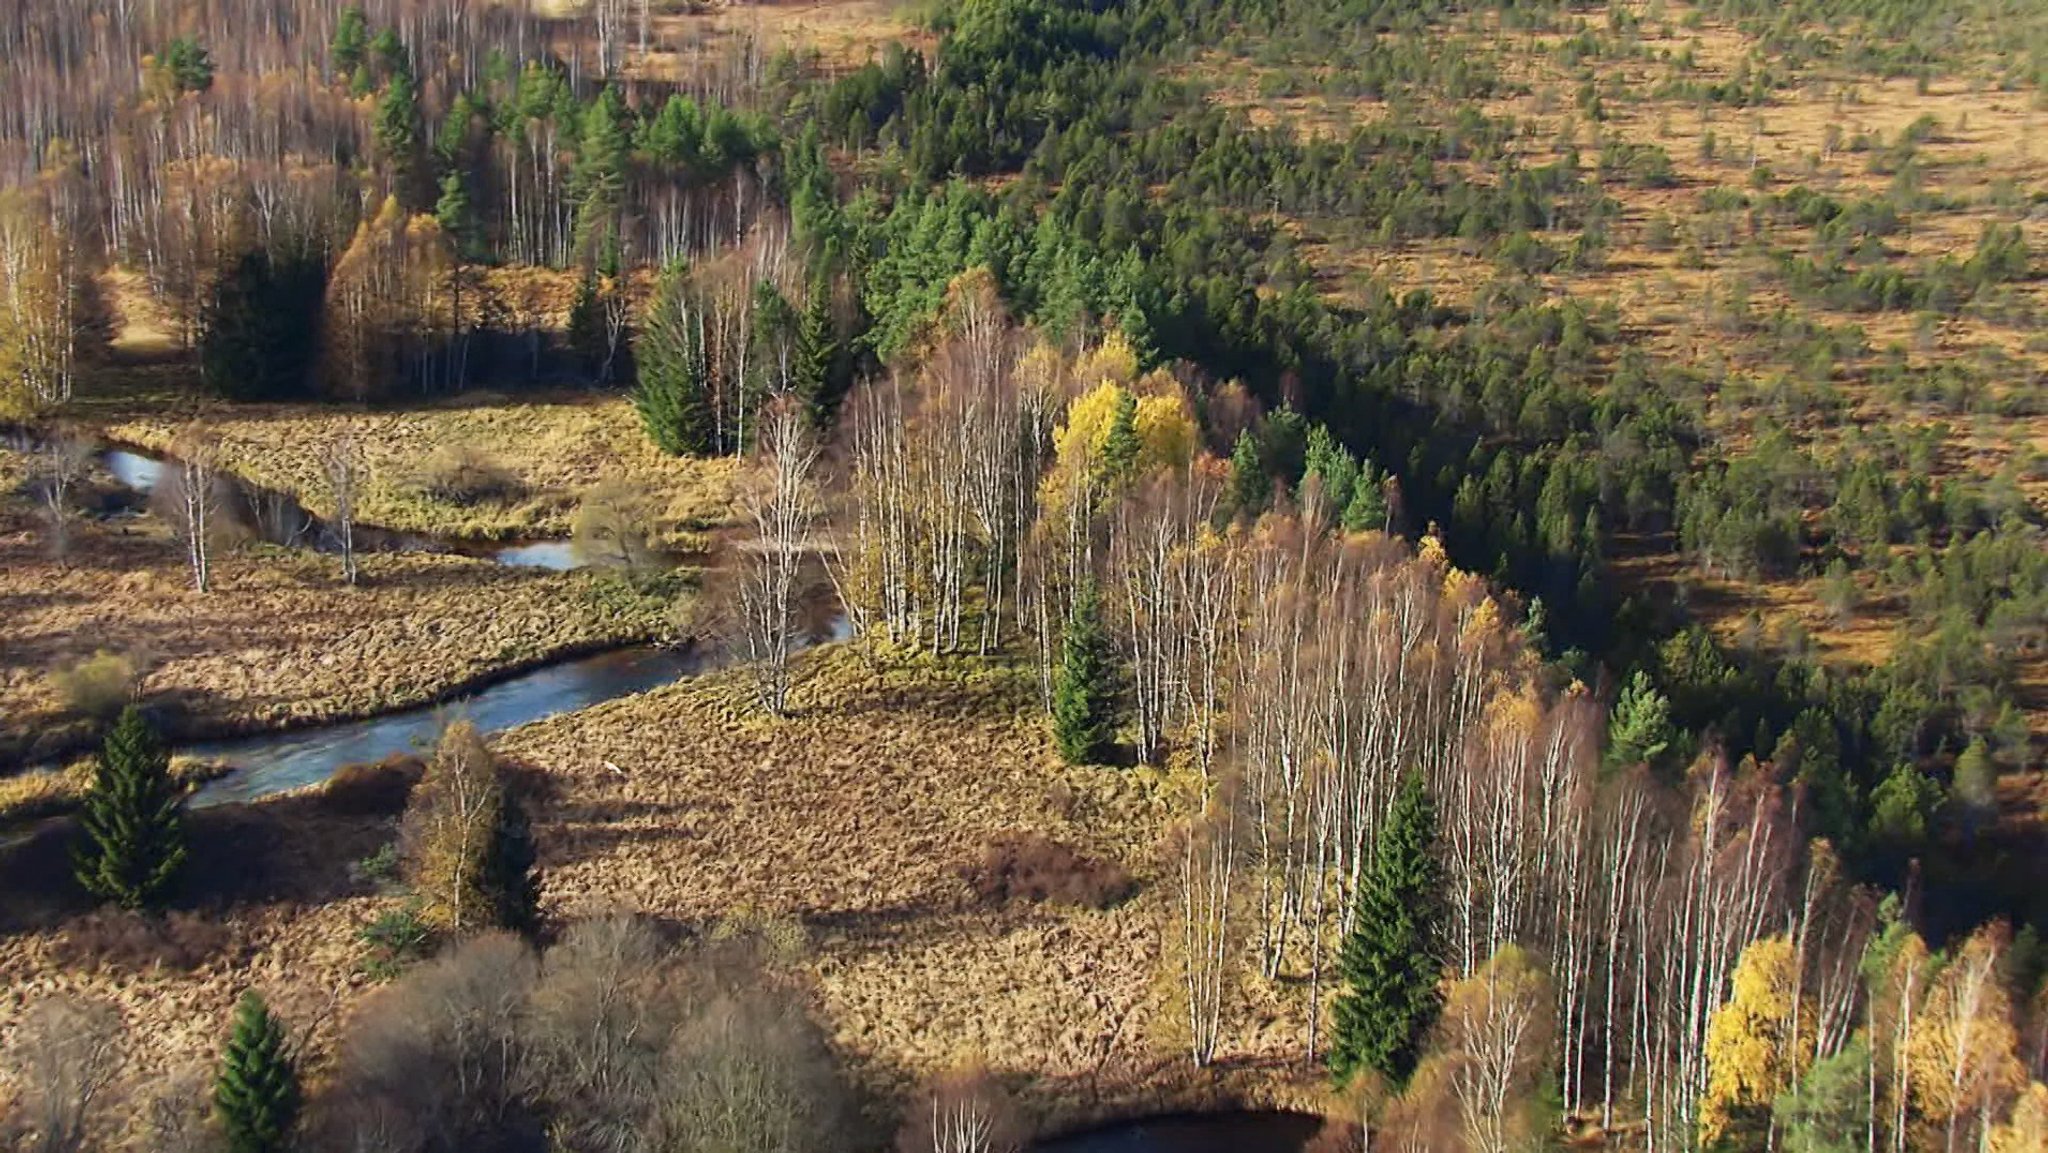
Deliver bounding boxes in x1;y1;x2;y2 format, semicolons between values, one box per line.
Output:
0;642;1331;1139
0;478;687;778
105;392;737;547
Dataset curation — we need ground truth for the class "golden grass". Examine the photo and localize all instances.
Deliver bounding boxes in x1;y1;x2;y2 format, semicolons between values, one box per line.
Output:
499;642;1318;1120
0;453;682;758
0;644;1324;1134
106;395;738;546
631;0;934;80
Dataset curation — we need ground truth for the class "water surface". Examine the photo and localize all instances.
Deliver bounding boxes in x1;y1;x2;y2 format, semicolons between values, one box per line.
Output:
1033;1113;1322;1153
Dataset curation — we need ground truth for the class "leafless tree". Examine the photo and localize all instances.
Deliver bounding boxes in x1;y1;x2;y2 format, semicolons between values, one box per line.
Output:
3;995;123;1153
736;400;820;715
1174;774;1242;1068
33;428;93;560
898;1067;1024;1153
172;426;222;593
324;431;364;586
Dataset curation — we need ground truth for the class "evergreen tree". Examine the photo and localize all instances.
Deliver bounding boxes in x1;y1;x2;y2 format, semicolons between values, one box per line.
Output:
369;27;410;80
434;171;482;261
1341;464;1390;533
1328;773;1442;1087
793;278;838;429
567;269;606;381
1952;735;1997;825
213;990;301;1153
1096;388;1140;488
374;71;422;206
162;37;215;93
73;707;187;909
1052;582;1119;765
330;5;369;78
201;250;324;402
1605;669;1676;773
487;788;543;936
1301;424;1358;514
573;86;630;257
1227;429;1267;517
633;269;713;455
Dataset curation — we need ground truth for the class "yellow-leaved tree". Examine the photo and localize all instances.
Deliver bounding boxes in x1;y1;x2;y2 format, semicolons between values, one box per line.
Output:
1907;924;2026;1153
1703;934;1816;1147
1989;1082;2048;1153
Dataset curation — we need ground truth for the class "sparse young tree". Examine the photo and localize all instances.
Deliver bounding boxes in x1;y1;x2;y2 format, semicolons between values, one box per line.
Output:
4;995;122;1153
897;1067;1024;1153
170;427;222;593
402;721;536;936
73;706;187;910
213;990;301;1153
33;430;93;561
736;401;821;715
1174;775;1242;1067
324;432;364;586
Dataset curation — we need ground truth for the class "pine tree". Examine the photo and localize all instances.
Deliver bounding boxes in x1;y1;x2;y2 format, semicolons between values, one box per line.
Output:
1605;669;1676;773
1227;429;1267;517
633;269;712;455
792;278;838;429
213;990;301;1153
1329;773;1442;1087
73;707;187;909
1052;582;1119;765
1341;464;1389;533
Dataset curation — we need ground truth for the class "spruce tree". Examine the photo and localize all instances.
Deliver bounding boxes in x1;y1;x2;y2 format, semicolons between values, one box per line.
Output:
213;990;301;1153
1096;388;1140;489
633;269;712;455
1341;464;1389;533
1052;582;1119;765
1606;669;1676;773
330;5;369;77
434;171;481;261
73;706;187;910
792;278;838;429
1328;773;1442;1087
1227;429;1268;517
374;71;421;206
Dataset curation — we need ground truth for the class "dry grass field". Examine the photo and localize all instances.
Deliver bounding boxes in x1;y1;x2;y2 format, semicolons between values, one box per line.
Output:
0;644;1322;1138
1200;0;2048;696
0;446;683;771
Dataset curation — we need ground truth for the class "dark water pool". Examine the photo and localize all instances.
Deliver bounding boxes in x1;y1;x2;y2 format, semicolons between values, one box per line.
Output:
1033;1112;1323;1153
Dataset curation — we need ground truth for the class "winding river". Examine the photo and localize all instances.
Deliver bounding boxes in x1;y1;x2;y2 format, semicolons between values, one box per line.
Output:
60;441;846;806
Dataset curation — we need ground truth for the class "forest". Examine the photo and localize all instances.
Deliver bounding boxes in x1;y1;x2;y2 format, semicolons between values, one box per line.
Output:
0;0;2044;1150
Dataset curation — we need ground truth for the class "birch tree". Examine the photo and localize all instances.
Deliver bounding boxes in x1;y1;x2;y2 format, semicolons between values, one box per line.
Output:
737;401;820;716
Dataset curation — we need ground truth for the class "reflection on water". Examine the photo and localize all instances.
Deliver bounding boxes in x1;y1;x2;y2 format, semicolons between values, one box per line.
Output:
1033;1113;1321;1153
187;646;710;807
189;606;851;807
492;540;583;570
104;449;165;492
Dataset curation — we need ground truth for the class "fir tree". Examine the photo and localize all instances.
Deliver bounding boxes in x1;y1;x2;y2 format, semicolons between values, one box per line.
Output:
1328;773;1442;1087
73;706;188;909
1052;582;1119;765
201;250;324;402
567;269;607;382
213;990;301;1153
633;270;712;455
1226;429;1267;517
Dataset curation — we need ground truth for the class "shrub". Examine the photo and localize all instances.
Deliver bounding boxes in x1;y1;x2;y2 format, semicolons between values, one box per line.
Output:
323;755;423;815
358;902;431;980
54;909;244;972
410;446;522;507
50;651;138;722
963;833;1134;910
